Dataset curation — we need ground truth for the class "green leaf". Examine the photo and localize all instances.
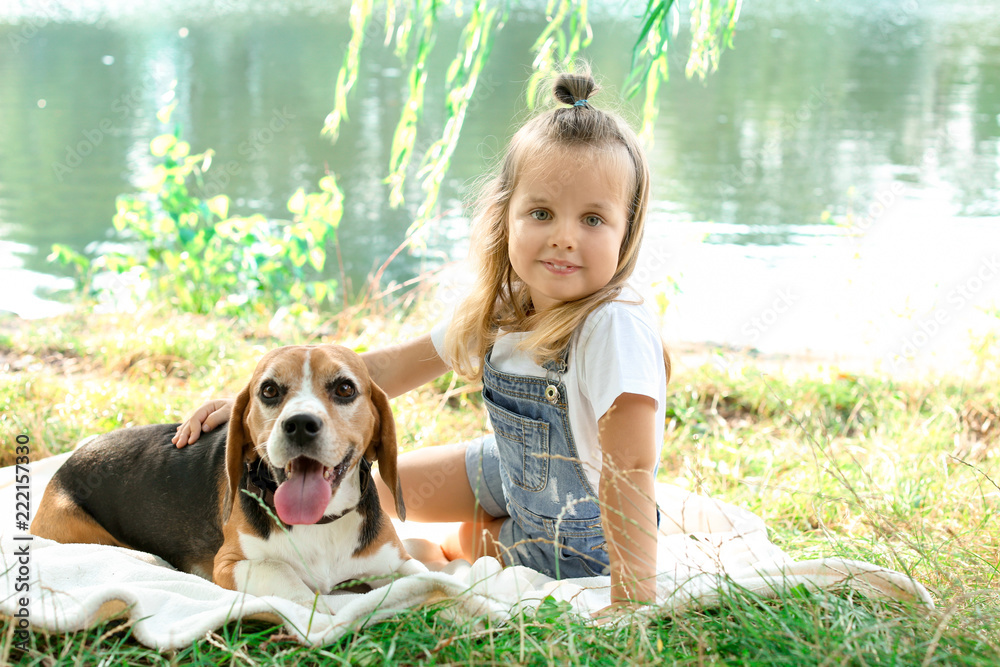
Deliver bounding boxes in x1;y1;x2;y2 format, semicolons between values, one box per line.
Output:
318;175;339;193
162;251;180;272
156;99;178;124
534;596;573;624
288;188;308;216
171;141;191;159
313;281;329;304
322;0;373;142
150;134;177;157
48;244;90;272
207;195;230;220
308;247;326;272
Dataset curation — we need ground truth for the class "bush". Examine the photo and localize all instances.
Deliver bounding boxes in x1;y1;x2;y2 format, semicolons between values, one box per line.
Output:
51;111;341;319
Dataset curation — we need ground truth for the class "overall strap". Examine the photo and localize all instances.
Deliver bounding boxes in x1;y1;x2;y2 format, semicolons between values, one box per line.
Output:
540;347;570;404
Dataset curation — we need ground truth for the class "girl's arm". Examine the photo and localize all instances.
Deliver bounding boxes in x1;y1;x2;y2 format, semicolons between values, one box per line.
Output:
360;333;449;399
174;334;448;447
598;392;659;606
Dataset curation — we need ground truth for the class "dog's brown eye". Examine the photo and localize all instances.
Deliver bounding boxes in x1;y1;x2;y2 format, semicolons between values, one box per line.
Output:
261;381;279;400
332;381;356;399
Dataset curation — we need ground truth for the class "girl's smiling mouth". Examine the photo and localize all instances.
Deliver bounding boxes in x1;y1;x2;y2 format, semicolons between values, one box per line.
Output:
541;260;580;275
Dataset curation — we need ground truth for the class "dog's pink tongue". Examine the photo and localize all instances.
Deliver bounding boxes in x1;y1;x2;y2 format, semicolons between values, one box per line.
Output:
274;458;332;525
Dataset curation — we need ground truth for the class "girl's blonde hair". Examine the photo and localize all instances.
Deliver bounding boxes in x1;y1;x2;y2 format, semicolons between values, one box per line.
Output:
445;69;668;382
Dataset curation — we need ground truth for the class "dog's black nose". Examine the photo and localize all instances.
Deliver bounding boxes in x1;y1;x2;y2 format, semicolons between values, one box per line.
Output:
282;414;323;443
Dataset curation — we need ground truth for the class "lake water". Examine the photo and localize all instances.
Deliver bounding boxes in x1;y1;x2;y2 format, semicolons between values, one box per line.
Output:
1;0;998;373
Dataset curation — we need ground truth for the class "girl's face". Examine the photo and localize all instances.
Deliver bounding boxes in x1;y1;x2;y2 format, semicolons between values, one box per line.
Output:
507;145;631;312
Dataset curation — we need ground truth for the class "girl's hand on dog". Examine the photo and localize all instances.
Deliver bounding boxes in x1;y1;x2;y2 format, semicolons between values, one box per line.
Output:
172;399;234;447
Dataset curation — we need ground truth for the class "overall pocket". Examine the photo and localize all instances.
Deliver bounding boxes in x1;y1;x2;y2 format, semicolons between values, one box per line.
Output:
545;515;608;578
483;396;550;492
557;536;610;578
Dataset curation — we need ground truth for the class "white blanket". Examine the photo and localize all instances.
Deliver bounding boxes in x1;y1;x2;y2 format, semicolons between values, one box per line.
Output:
0;453;933;650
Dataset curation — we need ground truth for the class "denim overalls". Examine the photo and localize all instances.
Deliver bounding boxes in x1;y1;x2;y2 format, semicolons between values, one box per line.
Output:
478;347;610;579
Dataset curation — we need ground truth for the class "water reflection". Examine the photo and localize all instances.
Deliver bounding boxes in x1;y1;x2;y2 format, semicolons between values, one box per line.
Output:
0;0;997;364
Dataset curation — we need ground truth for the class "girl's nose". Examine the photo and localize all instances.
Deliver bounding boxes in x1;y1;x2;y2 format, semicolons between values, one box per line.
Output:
548;219;576;250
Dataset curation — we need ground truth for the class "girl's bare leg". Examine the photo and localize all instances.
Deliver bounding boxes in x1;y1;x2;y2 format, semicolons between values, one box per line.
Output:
373;443;505;563
443;518;506;563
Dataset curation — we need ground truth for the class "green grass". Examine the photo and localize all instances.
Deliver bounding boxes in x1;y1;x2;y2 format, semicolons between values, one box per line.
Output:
5;589;997;665
2;297;999;664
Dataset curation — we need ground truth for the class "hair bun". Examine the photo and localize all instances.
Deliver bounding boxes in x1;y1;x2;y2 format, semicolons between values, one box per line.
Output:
553;72;599;108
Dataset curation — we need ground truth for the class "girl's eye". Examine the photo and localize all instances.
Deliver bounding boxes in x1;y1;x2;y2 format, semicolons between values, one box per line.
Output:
584;215;603;227
530;210;551;221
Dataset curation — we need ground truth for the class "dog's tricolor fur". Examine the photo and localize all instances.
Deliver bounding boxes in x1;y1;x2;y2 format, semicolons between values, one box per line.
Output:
31;345;423;604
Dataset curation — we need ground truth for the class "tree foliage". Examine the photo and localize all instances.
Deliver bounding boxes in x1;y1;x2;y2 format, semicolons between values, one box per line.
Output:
324;0;743;235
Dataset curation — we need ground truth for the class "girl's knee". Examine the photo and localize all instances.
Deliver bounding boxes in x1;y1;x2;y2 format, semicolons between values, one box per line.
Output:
442;520;487;562
459;518;506;563
457;520;480;556
441;523;470;561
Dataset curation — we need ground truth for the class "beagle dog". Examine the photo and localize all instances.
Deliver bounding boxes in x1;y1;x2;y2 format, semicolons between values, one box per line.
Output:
31;344;424;604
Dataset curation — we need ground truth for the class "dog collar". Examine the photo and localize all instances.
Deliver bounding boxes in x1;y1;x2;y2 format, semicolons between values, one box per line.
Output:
244;458;369;526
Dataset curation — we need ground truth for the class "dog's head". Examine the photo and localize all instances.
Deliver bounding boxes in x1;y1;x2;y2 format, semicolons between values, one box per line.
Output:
223;345;405;524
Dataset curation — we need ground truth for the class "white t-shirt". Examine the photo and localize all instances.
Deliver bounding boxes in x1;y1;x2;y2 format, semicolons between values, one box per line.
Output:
431;287;668;492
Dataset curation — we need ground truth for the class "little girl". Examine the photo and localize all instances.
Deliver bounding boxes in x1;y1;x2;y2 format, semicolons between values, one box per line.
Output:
175;71;669;605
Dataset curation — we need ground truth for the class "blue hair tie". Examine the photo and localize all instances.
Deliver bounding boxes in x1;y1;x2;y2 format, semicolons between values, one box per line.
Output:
573;99;588;107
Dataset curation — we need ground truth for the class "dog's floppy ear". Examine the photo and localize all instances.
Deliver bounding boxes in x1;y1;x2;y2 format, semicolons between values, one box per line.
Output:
367;381;405;521
223;381;254;523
